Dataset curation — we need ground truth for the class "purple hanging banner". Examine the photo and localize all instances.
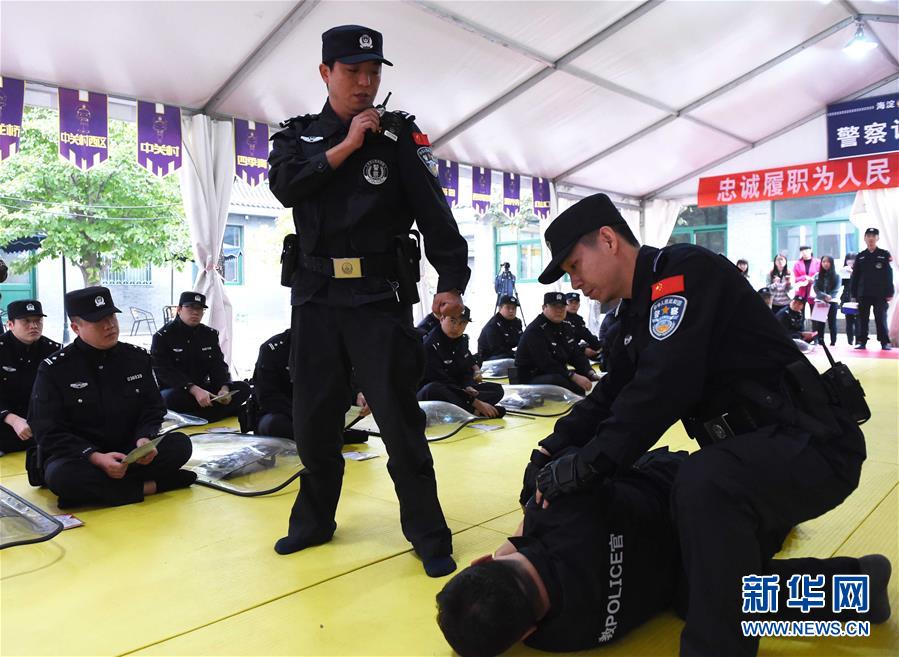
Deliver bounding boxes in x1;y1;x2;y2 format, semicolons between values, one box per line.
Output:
503;172;520;217
471;166;492;214
58;88;108;170
0;77;25;162
234;119;269;186
532;177;551;218
438;159;459;207
137;101;182;177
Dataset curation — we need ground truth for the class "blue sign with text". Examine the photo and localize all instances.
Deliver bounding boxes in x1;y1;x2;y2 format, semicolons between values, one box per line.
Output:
827;94;899;160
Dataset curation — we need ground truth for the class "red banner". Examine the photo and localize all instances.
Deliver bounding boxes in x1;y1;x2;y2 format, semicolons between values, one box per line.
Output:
697;153;899;207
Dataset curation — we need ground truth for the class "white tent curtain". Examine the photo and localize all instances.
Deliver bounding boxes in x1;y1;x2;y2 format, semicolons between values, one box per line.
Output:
179;114;236;362
412;254;432;325
642;199;683;248
850;189;899;346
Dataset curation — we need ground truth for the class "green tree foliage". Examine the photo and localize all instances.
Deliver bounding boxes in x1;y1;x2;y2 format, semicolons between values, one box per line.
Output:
0;106;191;285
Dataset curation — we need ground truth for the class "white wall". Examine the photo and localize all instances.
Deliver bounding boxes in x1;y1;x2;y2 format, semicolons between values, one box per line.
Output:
725;201;773;290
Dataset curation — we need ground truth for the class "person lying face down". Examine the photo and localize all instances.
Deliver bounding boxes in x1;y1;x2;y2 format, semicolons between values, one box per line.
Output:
435;447;891;657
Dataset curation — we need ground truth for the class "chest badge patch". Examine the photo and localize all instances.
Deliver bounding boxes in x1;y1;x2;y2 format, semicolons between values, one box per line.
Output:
649;295;687;341
70;382;89;389
300;135;323;143
363;159;388;185
417;147;439;177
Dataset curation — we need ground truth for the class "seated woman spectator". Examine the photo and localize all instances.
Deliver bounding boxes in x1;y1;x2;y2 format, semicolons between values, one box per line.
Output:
767;254;792;314
418;307;505;419
812;255;841;346
839;254;857;345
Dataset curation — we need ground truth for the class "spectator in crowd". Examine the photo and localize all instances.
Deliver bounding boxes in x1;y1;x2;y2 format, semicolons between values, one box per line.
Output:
735;258;749;281
515;292;599;395
478;295;523;362
250;329;368;443
812;256;841;346
29;287;195;508
419;307;505;418
0;300;60;454
775;296;816;342
767;254;792;314
851;227;894;351
839;254;857;346
563;293;601;359
151;292;251;422
494;262;516;310
792;246;820;314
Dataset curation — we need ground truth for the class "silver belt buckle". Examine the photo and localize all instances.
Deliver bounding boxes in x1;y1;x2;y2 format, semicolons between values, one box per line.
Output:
332;257;362;279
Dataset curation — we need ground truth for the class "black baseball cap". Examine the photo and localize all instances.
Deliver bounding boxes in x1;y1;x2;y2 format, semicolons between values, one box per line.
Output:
543;291;567;306
565;292;580;302
179;291;207;308
864;227;879;236
499;295;518;306
459;306;472;322
792;295;807;305
65;286;121;321
7;299;46;321
799;245;812;251
322;25;393;66
538;193;627;284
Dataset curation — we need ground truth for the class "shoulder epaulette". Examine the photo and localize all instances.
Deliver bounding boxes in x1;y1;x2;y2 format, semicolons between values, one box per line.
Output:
278;113;316;130
119;342;148;355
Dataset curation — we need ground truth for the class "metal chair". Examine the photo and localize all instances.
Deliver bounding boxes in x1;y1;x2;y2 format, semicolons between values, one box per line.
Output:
162;305;178;324
129;307;158;336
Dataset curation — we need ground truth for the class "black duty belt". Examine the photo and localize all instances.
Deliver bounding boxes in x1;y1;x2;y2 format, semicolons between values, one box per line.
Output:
300;253;395;280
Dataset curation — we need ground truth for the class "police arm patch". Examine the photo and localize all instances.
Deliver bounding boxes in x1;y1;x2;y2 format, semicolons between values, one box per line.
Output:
649;295;687;340
417;146;439;177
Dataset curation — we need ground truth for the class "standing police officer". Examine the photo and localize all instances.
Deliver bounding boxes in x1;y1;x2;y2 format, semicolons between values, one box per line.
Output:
268;25;469;576
515;292;597;395
477;294;523;361
151;292;251;422
851;227;894;350
1;300;60;453
529;194;866;657
29;287;195;508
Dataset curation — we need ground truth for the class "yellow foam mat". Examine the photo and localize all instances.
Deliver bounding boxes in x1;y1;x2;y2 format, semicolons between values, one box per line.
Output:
1;357;896;656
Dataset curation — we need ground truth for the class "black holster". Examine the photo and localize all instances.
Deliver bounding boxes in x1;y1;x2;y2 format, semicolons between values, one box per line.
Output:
392;231;421;305
25;445;45;487
280;234;298;288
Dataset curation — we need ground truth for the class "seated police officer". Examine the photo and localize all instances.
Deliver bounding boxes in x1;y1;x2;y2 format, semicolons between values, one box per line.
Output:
29;287;195;508
515;292;598;395
525;194;867;657
436;448;891;657
477;294;523;362
563;292;601;359
416;312;441;338
418;307;505;419
595;301;622;372
252;329;369;443
775;295;816;342
1;300;60;454
151;292;250;422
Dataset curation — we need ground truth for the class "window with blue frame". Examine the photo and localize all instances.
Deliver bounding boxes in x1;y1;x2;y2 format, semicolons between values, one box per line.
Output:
772;193;857;263
494;219;543;283
668;205;728;253
221;225;244;285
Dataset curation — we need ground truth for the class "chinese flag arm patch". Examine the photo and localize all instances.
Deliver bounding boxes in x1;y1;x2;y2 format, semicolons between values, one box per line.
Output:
412;132;430;146
651;275;685;301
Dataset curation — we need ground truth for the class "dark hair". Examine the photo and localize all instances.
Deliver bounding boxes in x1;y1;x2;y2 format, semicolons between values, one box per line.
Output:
770;255;788;280
843;253;855;266
323;59;335;69
579;223;640;249
818;255;837;288
436;560;538;657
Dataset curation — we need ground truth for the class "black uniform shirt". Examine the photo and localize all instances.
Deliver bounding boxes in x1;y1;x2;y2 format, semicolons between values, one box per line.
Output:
477;313;523;361
254;329;292;417
540;244;804;473
516;316;593;381
30;339;165;464
421;326;477;389
268;101;470;307
416;313;440;337
516;457;680;651
564;311;601;350
151;317;230;392
0;333;60;422
775;306;805;339
850;247;894;299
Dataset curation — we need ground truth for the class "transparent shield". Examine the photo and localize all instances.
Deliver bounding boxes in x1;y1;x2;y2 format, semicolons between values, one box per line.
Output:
352;401;479;441
0;485;63;550
162;410;208;433
184;434;302;496
481;358;515;379
793;339;816;354
498;384;583;417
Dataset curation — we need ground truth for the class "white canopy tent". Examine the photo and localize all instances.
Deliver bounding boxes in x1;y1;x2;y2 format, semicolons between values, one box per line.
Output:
3;0;899;345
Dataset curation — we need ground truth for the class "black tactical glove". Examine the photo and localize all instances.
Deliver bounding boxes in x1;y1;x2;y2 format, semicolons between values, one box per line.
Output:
535;452;598;502
519;448;551;507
